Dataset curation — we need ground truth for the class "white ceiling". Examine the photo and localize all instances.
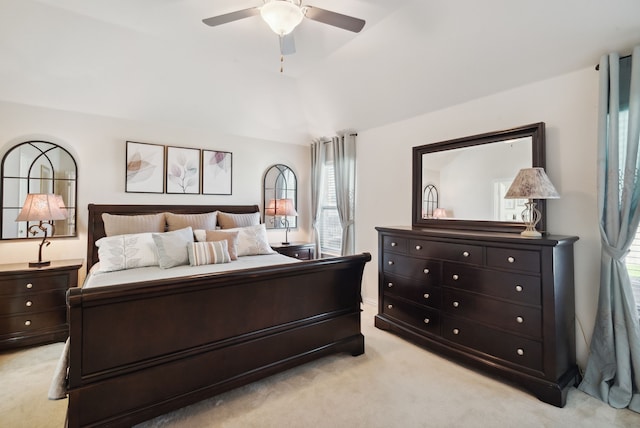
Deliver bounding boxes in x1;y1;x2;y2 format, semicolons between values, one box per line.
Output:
1;0;639;145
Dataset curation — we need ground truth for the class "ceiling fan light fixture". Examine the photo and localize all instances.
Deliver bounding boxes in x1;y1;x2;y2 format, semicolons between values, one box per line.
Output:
260;0;304;36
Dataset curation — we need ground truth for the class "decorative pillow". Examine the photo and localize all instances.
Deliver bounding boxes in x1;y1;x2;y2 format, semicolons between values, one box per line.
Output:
217;211;260;229
102;213;166;237
95;233;158;272
204;229;240;260
225;224;275;256
152;227;194;269
166;211;217;232
188;240;231;266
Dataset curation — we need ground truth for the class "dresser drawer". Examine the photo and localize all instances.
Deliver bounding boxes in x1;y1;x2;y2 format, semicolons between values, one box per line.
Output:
383;273;441;308
382;296;440;335
0;310;67;336
442;315;542;372
486;247;540;273
442;288;541;338
383;254;441;282
0;289;67;316
0;273;70;296
410;240;483;265
383;235;408;254
442;263;541;305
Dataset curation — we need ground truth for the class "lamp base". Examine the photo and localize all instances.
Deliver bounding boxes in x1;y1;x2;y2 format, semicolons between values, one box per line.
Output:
281;241;290;246
520;230;542;238
29;260;51;268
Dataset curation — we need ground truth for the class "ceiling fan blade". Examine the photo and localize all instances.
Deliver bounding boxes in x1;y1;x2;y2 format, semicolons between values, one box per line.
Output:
303;6;365;33
202;7;260;27
280;33;296;56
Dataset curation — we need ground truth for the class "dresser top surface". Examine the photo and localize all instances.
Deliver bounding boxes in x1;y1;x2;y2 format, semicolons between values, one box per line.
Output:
0;259;84;274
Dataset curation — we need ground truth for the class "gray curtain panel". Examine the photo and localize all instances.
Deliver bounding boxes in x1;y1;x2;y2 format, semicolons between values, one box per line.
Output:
332;133;356;256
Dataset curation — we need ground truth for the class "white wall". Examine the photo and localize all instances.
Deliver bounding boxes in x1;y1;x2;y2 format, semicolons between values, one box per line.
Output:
0;101;311;282
356;66;600;369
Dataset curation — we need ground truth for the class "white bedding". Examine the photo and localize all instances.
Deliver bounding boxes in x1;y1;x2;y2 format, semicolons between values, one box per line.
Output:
84;253;299;288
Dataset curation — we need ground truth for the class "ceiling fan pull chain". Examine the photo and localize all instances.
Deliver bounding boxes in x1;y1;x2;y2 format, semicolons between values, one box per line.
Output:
280;54;284;73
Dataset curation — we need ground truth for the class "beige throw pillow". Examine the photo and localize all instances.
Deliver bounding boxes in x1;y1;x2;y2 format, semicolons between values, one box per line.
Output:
205;229;240;260
102;213;166;236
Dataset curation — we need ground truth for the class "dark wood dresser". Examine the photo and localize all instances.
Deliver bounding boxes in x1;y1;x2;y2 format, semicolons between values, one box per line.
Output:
0;259;82;350
375;226;578;407
270;242;315;260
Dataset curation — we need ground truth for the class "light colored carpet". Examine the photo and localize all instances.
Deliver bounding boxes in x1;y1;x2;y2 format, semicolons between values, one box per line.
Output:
1;304;639;428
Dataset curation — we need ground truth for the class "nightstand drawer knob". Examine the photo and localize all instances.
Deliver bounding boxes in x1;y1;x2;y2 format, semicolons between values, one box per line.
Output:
24;320;31;326
388;260;394;265
452;274;459;280
462;251;470;257
453;328;460;335
516;316;524;324
26;283;33;289
517;348;524;356
387;304;393;309
25;301;33;307
423;268;430;274
508;256;515;263
415;245;422;250
387;282;393;288
424;293;430;299
452;301;459;308
515;285;523;292
294;253;299;258
424;318;430;324
391;242;397;247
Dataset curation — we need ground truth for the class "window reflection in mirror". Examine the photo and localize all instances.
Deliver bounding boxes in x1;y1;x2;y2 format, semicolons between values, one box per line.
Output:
422;136;531;222
1;141;77;239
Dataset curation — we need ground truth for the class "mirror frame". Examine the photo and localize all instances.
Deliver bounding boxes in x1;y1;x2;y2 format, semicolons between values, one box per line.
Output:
262;164;298;230
412;122;546;233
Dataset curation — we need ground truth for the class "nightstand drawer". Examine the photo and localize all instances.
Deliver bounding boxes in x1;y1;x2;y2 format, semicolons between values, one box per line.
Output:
278;247;312;260
0;289;67;316
0;273;70;296
0;310;67;336
270;243;315;260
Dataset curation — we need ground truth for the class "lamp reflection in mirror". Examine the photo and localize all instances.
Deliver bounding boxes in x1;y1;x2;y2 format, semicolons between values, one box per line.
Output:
266;198;298;245
15;193;68;267
504;167;559;237
433;208;447;219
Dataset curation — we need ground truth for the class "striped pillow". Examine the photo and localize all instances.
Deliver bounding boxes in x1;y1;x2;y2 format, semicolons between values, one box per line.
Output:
187;240;231;266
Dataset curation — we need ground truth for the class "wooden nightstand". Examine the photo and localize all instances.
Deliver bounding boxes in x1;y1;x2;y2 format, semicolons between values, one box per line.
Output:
0;259;82;350
270;242;315;260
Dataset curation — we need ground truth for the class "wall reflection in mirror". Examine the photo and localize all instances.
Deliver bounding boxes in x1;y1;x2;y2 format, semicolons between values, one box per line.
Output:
421;136;531;222
1;141;77;239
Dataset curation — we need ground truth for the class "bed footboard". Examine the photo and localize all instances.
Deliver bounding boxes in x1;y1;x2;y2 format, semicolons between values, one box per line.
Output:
66;253;370;427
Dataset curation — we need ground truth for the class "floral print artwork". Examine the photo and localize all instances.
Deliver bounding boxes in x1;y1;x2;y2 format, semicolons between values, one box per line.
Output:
125;142;164;193
166;147;200;194
202;150;232;195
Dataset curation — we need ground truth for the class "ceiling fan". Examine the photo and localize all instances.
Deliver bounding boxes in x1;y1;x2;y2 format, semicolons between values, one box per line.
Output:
202;0;366;61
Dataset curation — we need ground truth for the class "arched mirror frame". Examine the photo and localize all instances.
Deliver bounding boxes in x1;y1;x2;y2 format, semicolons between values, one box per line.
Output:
263;164;297;230
1;140;78;240
412;123;546;233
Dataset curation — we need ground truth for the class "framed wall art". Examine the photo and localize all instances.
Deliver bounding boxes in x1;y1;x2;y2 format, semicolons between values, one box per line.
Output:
166;146;201;194
125;141;165;193
202;150;232;195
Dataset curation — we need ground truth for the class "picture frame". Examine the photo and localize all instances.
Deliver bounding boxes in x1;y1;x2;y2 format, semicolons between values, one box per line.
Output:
202;150;232;195
166;146;201;194
125;141;165;193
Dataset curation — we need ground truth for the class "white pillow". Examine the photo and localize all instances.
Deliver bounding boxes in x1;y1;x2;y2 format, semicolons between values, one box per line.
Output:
188;240;231;266
152;227;194;269
95;233;158;273
225;224;275;256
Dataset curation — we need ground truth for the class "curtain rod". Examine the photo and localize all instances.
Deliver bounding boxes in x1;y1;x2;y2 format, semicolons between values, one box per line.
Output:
595;53;632;70
320;133;358;144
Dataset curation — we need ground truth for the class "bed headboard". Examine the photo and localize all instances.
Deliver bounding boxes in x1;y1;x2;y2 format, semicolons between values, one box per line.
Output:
86;204;260;271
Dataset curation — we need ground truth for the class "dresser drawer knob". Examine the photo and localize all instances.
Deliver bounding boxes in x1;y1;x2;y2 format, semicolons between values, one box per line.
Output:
453;328;460;335
387;304;393;309
25;301;33;307
452;274;459;280
391;242;397;247
424;318;430;324
294;253;299;258
388;260;394;265
387;282;394;288
517;348;524;356
26;283;33;289
508;256;515;263
423;268;430;274
462;251;470;257
516;316;524;324
424;293;430;299
415;245;422;250
452;301;459;308
515;285;523;292
25;320;31;326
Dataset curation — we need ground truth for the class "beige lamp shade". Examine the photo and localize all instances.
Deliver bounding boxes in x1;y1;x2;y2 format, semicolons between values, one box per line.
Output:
504;168;559;200
266;198;298;217
16;193;68;222
433;208;447;219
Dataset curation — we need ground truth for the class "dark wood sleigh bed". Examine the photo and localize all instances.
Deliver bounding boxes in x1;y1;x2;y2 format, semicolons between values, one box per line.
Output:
65;204;371;427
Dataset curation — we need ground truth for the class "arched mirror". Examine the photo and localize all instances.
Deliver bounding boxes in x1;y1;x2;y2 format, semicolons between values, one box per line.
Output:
1;141;77;239
412;123;545;233
263;164;297;230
